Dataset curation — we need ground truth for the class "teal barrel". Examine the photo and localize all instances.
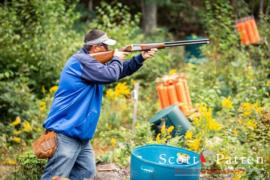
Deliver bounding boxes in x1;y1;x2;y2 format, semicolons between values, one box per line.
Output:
149;105;192;135
184;35;207;64
130;144;201;180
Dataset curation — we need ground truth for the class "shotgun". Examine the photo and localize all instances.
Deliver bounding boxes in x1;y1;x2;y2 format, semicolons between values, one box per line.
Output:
91;38;210;64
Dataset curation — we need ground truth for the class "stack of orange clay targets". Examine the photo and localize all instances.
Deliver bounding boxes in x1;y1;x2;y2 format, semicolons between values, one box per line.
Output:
156;74;192;115
235;16;261;45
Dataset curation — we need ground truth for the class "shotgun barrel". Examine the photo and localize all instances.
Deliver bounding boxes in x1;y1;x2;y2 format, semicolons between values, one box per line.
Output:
91;38;210;63
164;38;210;47
122;38;210;52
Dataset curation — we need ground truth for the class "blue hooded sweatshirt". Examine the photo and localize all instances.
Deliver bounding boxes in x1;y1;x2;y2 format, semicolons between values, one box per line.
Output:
43;48;144;140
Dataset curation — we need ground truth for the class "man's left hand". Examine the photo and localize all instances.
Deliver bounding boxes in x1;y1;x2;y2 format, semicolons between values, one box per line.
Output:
141;48;158;60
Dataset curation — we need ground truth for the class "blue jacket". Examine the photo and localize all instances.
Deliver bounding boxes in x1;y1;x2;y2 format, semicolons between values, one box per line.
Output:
43;48;144;140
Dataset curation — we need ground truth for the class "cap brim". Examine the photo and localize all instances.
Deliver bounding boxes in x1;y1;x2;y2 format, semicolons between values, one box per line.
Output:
103;38;116;46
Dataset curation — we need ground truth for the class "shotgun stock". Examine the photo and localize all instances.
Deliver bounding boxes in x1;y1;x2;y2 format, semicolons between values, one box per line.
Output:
91;38;209;64
90;51;114;64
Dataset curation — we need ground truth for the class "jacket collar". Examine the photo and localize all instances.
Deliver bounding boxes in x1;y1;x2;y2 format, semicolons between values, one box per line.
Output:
80;47;89;54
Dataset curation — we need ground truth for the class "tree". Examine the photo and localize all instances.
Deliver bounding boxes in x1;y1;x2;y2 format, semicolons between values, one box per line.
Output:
141;0;157;34
88;0;93;11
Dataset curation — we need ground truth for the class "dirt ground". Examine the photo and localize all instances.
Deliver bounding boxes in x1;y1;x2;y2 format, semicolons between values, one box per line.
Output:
95;163;129;180
0;163;129;180
0;163;235;180
0;165;16;180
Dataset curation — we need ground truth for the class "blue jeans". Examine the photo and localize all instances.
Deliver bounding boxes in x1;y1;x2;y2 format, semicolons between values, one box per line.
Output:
41;133;96;180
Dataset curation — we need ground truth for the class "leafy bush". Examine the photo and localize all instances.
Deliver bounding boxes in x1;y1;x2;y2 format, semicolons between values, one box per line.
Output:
0;0;81;91
0;0;81;169
0;0;82;136
0;0;82;129
10;150;46;180
0;80;35;121
185;0;270;111
95;119;153;167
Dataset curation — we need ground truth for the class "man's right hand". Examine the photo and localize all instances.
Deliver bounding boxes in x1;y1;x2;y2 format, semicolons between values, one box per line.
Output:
114;49;129;60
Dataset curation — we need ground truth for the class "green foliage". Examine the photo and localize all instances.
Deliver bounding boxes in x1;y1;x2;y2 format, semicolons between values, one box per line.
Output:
88;1;142;47
186;0;270;111
157;0;204;34
203;0;239;54
96;119;154;167
0;0;81;120
10;151;46;180
0;79;41;153
0;0;81;92
0;80;34;121
0;1;81;174
178;1;270;179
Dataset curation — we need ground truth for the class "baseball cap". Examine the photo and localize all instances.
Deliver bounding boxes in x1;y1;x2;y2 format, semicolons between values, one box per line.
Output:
84;29;116;46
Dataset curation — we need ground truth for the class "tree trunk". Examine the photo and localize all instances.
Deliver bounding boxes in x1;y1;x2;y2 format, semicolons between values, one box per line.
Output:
265;0;270;15
88;0;93;11
259;0;265;16
141;0;157;34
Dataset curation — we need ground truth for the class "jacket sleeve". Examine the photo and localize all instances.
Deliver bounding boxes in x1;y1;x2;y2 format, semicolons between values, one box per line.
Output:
115;54;144;79
73;54;123;83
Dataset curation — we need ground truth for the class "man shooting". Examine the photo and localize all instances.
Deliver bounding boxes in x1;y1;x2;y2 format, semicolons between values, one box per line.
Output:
41;29;157;180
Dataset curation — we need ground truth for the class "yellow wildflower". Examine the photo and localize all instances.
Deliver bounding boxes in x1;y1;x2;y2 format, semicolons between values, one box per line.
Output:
13;130;22;135
11;116;21;126
3;159;16;166
240;102;253;117
22;121;32;132
199;104;212;120
267;80;270;87
41;85;46;94
167;126;174;134
114;82;130;97
199;104;208;114
238;119;244;125
221;97;233;110
119;102;127;112
246;119;257;129
240;103;253;111
111;138;117;148
39;101;46;112
11;137;21;143
232;169;246;180
254;103;262;114
185;130;193;140
243;111;252;117
208;119;222;131
203;110;212;121
105;88;115;100
187;138;200;151
131;79;137;85
232;129;238;136
232;174;241;180
156;133;161;144
193;117;201;127
161;124;166;134
49;85;58;93
169;69;177;75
